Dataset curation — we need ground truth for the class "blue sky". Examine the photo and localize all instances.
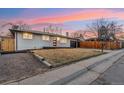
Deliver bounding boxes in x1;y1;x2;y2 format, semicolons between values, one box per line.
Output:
0;8;124;35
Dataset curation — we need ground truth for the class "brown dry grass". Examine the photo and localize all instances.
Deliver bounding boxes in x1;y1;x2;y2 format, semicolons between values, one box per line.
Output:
33;48;102;67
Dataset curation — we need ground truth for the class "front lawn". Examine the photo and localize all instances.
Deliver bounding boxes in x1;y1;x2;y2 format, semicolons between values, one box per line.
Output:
33;48;103;67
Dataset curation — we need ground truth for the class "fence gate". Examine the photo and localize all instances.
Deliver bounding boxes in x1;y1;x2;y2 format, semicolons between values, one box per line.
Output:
1;38;15;52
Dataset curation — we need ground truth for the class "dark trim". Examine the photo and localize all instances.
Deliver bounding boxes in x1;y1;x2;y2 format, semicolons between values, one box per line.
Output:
43;47;73;49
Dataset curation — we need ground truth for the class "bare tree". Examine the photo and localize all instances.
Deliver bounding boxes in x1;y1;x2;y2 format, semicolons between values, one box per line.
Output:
87;18;123;52
0;21;31;36
70;30;84;38
1;21;31;30
87;18;123;41
108;21;123;40
43;24;63;35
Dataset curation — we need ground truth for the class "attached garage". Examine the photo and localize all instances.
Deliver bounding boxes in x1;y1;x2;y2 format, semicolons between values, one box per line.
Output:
70;39;79;48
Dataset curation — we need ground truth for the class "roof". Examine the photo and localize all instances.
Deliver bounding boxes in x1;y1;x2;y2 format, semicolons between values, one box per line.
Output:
9;29;76;39
85;38;98;41
116;37;124;41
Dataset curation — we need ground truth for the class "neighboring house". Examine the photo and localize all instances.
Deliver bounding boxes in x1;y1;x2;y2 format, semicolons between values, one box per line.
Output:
9;29;78;51
75;36;85;41
85;38;98;41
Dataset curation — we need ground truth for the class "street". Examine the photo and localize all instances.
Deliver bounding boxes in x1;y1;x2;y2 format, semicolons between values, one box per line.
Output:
92;55;124;85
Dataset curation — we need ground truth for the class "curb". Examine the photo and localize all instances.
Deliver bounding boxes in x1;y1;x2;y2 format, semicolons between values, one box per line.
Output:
30;52;53;68
50;68;88;85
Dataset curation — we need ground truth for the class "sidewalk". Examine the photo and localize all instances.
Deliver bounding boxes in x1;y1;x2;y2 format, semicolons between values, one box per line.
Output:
5;49;124;85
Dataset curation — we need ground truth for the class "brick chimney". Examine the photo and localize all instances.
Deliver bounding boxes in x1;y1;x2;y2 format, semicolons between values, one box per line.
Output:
66;32;69;37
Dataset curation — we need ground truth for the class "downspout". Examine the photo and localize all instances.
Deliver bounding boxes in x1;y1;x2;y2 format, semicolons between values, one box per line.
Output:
76;40;78;48
15;32;17;51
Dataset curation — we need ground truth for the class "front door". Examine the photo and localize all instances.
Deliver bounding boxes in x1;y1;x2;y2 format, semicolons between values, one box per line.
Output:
53;38;57;47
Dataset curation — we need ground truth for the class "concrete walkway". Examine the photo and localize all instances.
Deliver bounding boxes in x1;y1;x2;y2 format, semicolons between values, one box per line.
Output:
6;49;124;85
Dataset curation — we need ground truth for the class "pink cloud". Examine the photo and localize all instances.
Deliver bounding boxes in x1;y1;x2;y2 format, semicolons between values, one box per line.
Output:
29;9;114;24
5;9;124;25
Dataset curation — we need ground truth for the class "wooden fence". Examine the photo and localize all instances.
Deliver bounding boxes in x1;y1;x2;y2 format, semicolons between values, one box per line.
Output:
80;41;121;49
0;38;15;52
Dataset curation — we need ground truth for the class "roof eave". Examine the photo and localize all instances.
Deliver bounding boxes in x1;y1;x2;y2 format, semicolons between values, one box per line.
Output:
9;29;77;39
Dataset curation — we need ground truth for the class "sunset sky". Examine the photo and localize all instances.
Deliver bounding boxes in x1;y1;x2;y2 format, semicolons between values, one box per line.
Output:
0;8;124;36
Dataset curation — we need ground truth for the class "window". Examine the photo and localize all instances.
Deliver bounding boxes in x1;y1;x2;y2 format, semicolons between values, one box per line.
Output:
23;33;33;39
60;38;67;43
57;37;60;41
42;35;50;41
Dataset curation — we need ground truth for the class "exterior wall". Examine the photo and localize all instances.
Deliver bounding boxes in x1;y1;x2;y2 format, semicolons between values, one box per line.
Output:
16;32;71;50
57;39;70;47
16;32;52;50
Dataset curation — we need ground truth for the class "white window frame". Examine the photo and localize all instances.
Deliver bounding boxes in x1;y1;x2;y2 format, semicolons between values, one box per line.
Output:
23;32;33;39
60;38;67;43
42;35;50;41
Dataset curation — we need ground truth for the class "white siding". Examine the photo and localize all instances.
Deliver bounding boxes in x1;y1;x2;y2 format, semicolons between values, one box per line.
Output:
16;32;71;50
57;39;70;47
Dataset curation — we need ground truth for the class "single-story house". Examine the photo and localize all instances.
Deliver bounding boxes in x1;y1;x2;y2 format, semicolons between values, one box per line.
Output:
9;29;78;51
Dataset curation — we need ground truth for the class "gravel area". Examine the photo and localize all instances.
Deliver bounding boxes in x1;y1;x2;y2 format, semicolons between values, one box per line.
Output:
0;53;49;84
